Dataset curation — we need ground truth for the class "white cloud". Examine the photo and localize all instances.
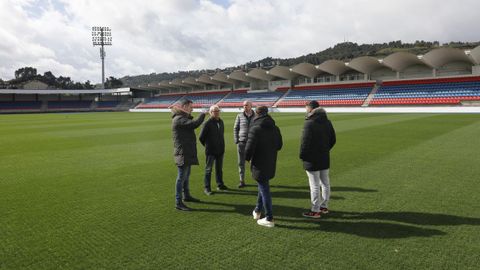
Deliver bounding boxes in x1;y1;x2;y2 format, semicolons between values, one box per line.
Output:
0;0;479;83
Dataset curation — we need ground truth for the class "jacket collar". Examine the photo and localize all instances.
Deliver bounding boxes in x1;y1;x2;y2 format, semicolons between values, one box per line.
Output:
306;107;327;121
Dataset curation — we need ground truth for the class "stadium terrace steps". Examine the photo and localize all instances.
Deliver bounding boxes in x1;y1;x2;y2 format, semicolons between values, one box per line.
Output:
131;76;480;109
371;76;480;106
362;84;381;107
276;82;375;107
96;101;122;110
184;91;230;108
47;101;93;110
0;100;135;113
215;91;232;106
136;94;185;109
217;91;284;107
0;101;42;111
273;89;292;107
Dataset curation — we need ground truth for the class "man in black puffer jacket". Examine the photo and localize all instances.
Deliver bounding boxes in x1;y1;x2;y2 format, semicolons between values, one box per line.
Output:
245;106;282;228
171;99;206;211
300;100;336;219
199;105;228;195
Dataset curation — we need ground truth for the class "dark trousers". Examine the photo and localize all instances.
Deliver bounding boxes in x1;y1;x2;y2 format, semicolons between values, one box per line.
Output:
204;154;224;190
255;179;273;221
175;165;191;204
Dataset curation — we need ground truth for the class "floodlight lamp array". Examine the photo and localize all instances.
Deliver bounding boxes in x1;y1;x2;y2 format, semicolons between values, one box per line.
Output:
91;26;112;46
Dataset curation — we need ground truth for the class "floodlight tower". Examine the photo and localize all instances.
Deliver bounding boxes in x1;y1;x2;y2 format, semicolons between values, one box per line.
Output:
91;26;112;89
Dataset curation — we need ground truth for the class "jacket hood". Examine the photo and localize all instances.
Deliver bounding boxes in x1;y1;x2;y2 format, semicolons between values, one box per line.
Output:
254;114;275;129
306;107;328;122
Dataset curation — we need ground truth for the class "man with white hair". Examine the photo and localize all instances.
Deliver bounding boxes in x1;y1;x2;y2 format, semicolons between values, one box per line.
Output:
233;100;255;188
199;105;228;195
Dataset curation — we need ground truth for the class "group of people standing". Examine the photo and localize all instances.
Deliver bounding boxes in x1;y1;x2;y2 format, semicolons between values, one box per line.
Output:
171;99;336;228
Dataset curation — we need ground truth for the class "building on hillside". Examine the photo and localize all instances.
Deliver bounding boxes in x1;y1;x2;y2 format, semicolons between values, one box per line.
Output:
20;80;50;90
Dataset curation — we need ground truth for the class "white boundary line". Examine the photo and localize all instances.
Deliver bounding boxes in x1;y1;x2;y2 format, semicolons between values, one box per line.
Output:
130;106;480;114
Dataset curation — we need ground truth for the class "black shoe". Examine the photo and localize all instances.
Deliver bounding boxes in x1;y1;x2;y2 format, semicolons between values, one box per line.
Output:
204;189;213;196
175;203;191;211
217;185;228;191
183;196;201;202
238;182;246;188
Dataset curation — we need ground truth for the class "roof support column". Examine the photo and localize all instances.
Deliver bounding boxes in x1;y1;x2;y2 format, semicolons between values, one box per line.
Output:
364;74;369;80
432;68;437;77
472;65;480;75
336;75;340;82
396;71;400;79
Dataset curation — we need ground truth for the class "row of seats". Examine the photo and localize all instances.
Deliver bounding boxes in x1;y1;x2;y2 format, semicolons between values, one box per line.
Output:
277;85;372;107
219;91;284;107
0;101;42;110
0;101;125;111
48;101;92;109
370;98;461;105
186;93;228;108
134;77;480;109
372;78;480;105
96;101;121;109
279;100;363;107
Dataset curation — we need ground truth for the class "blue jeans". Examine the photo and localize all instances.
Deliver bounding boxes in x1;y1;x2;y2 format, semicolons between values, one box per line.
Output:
255;180;273;221
175;165;191;204
204;154;224;190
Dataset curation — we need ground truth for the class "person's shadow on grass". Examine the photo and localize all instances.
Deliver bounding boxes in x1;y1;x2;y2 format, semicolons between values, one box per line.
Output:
273;206;479;238
328;210;480;226
211;188;345;200
269;185;378;193
191;201;478;239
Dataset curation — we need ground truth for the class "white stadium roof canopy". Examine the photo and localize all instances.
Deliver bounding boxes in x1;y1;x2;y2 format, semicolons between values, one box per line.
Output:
131;45;480;90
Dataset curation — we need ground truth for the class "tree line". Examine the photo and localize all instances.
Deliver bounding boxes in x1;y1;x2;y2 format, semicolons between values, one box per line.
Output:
0;67;123;89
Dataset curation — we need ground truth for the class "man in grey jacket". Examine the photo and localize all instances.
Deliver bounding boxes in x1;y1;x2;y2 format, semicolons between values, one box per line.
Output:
171;99;206;211
233;100;255;188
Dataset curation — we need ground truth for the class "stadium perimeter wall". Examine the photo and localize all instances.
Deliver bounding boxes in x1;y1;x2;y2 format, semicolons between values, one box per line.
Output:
130;106;480;114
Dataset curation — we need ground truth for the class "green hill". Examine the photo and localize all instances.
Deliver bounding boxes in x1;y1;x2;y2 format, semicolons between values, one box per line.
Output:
121;40;480;87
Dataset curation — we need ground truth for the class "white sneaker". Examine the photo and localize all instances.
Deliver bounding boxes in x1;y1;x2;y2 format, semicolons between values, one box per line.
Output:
252;210;261;220
257;217;274;228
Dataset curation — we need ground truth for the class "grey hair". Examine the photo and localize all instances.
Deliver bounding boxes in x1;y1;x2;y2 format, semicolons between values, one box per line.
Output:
209;105;220;113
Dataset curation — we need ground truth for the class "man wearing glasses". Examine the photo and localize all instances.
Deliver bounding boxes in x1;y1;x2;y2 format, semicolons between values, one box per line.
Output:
199;105;228;195
233;100;255;188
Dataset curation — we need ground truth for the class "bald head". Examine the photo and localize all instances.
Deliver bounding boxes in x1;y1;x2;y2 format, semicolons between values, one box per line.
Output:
243;100;252;114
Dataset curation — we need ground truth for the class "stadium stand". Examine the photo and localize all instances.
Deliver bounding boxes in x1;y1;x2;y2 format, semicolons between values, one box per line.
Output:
96;101;121;110
47;101;92;110
0;101;42;111
277;82;374;107
184;91;230;108
370;76;480;106
135;94;184;109
217;90;284;107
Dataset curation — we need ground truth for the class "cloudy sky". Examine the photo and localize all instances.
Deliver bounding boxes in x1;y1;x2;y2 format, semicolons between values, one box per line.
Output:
1;0;479;83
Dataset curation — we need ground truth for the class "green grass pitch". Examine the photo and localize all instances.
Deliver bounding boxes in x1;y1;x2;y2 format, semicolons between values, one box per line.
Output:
1;112;479;269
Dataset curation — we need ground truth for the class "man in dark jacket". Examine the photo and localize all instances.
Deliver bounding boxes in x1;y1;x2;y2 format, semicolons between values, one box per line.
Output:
245;106;282;228
300;101;336;218
171;99;206;211
199;105;228;195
